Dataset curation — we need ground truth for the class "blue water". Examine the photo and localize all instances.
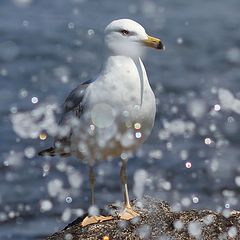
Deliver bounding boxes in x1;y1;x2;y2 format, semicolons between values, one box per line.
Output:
1;0;240;239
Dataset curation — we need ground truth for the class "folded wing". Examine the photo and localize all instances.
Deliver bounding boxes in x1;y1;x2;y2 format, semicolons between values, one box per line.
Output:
38;79;93;157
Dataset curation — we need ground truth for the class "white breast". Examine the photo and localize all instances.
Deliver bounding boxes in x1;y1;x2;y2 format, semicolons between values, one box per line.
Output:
71;56;156;162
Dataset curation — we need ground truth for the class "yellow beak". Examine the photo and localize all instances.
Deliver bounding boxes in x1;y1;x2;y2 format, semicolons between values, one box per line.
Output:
143;35;165;50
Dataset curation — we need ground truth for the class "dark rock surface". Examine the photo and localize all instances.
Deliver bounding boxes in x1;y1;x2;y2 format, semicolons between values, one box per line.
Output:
46;196;240;240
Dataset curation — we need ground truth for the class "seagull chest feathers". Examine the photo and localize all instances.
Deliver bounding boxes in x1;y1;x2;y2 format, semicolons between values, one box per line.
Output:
86;55;156;121
74;55;156;161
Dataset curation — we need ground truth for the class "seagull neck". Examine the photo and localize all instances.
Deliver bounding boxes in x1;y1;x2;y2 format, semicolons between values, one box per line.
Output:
103;54;142;68
106;53;137;58
102;55;145;79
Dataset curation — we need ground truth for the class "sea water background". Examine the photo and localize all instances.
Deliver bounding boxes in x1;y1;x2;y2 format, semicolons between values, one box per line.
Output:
0;0;240;239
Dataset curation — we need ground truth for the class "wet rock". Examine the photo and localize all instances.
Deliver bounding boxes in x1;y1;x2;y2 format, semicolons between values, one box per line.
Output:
46;196;240;240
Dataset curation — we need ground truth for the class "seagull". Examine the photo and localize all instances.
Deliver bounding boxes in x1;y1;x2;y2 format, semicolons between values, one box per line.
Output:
39;19;164;226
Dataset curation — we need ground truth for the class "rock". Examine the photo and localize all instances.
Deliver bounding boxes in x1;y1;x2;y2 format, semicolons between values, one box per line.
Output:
46;196;240;240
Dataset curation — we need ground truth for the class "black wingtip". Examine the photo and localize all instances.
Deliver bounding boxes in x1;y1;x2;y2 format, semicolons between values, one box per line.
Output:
38;147;56;157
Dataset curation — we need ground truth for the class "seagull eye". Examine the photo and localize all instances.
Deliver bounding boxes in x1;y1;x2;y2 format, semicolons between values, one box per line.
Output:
121;30;130;36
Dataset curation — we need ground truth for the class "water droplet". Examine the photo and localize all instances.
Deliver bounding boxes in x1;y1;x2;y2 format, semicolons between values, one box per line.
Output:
120;152;128;160
134;123;141;130
235;176;240;187
180;150;188;160
192;197;199;204
66;197;72;204
68;170;82;189
188;221;202;237
133;169;148;199
13;0;32;7
47;179;63;197
65;233;73;240
137;224;151;239
176;37;183;44
185;162;192;169
88;29;95;37
88;205;99;216
228;226;237;238
31;97;38;104
187;99;207;119
0;41;19;61
61;208;71;222
91;103;115;128
204;138;212;145
23;20;29;27
225;203;230;209
68;22;75;29
24;146;36;158
40;200;53;212
214;104;221;111
19;88;28;98
174;220;184;230
135;132;142;139
149;150;163;160
181;197;191;207
39;133;47;140
120;130;135;147
203;214;214;225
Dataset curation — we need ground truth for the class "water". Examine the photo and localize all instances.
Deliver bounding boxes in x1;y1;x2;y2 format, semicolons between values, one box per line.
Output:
1;0;240;239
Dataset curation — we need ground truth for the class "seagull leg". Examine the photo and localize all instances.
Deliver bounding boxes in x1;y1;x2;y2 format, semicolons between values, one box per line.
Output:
81;164;113;227
118;158;139;220
89;165;95;206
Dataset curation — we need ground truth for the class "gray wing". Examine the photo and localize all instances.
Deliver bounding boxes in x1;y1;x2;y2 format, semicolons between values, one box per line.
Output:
39;79;94;157
56;79;94;146
59;79;94;124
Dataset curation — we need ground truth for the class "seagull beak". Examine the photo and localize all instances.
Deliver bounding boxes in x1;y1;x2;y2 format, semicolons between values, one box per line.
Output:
143;35;165;50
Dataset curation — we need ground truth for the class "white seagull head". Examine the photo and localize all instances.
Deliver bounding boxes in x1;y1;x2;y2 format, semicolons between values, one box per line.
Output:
104;19;164;57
